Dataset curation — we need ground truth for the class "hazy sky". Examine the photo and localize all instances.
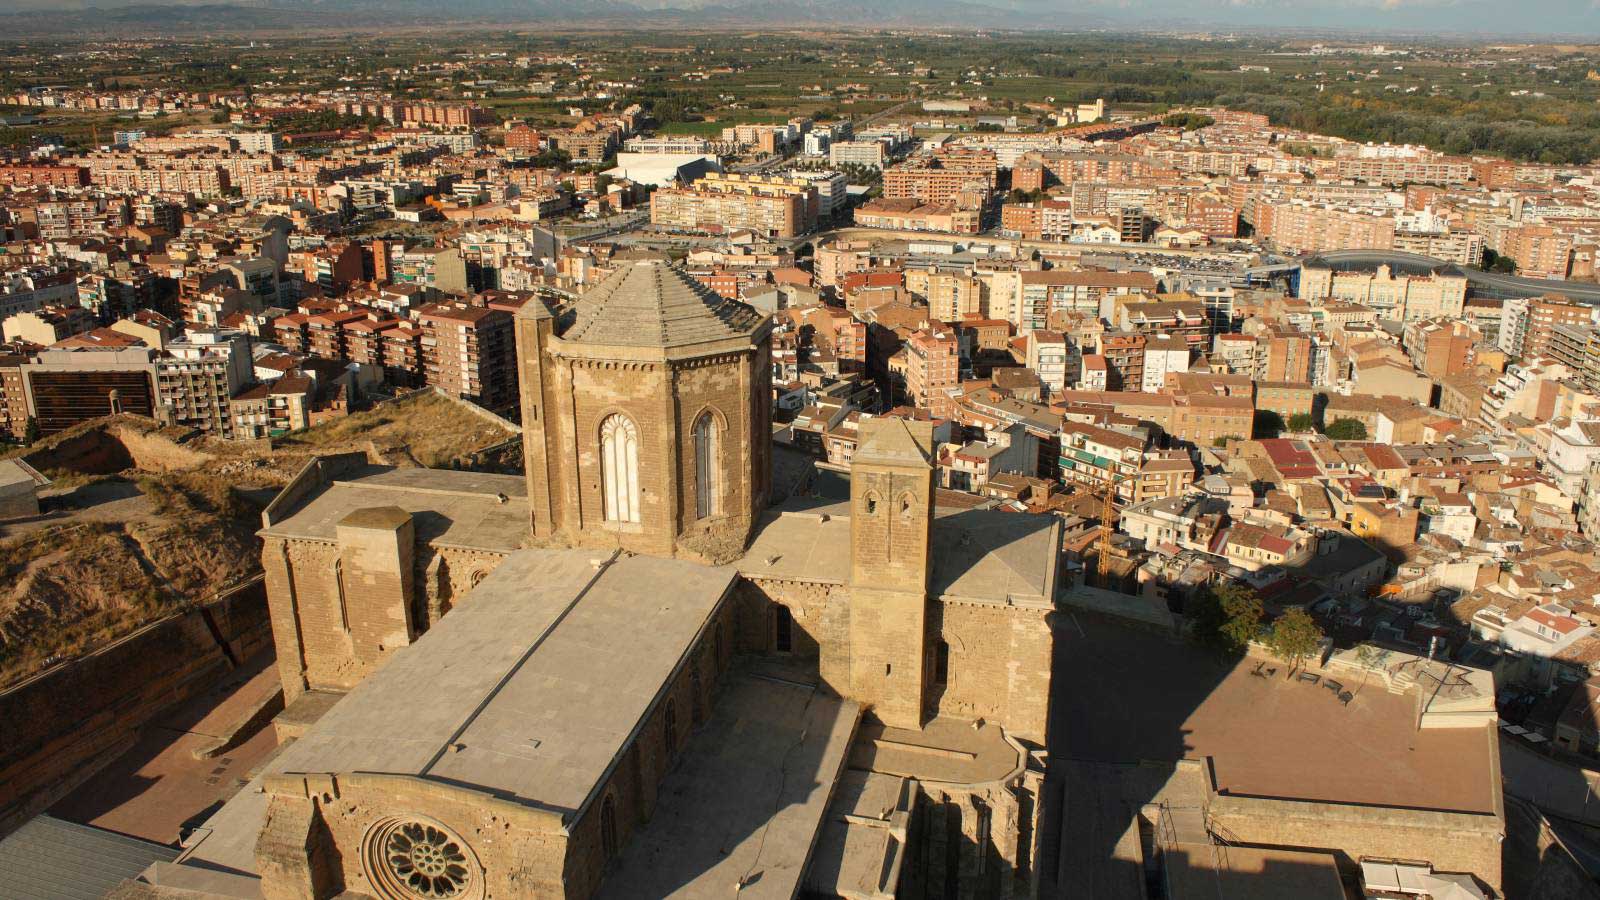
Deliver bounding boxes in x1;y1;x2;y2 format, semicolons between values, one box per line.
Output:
1014;0;1600;35
3;0;1599;37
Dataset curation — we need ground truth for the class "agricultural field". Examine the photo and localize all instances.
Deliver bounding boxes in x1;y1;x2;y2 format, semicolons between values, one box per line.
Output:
0;30;1594;161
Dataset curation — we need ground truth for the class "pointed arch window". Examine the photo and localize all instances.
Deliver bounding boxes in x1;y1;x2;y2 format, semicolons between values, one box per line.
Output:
600;414;641;524
693;411;721;519
600;795;618;863
332;558;350;633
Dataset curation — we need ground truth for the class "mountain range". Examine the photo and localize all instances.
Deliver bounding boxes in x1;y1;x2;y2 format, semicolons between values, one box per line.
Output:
0;0;1595;39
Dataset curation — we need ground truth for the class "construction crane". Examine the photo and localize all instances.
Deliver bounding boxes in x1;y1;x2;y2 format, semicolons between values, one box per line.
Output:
1095;471;1132;583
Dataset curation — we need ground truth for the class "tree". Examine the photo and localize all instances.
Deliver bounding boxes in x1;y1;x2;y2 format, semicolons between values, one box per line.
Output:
1189;581;1263;658
1287;412;1315;433
1253;409;1286;439
1481;248;1517;274
1323;418;1368;441
22;416;39;445
1162;112;1215;130
1267;608;1324;675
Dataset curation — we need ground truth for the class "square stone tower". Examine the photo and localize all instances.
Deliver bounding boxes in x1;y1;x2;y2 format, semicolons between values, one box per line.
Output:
847;417;935;730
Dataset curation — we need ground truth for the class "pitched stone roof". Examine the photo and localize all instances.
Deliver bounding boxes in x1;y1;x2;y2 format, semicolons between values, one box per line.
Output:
854;417;933;468
564;260;766;350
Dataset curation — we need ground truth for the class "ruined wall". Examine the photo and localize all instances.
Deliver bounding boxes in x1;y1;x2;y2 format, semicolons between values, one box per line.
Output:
735;576;850;694
264;536;513;704
0;578;271;836
900;772;1045;900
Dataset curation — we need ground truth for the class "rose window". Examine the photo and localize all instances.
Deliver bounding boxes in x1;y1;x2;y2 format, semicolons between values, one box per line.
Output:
363;817;480;900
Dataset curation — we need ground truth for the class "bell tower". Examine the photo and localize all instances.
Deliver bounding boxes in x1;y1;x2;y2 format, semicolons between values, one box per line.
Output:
848;417;935;730
513;260;771;562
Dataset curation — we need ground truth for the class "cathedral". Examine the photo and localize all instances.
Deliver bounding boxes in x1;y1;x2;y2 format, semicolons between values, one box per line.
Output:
123;261;1059;900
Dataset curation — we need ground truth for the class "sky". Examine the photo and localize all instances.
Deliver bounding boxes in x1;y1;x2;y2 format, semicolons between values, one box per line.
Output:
1012;0;1600;36
2;0;1599;37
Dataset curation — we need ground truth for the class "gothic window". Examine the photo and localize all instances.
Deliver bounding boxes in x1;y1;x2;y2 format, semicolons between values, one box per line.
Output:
333;559;350;633
864;490;880;516
900;493;915;519
773;604;793;653
363;817;477;900
599;414;640;524
935;640;950;686
691;668;704;725
693;411;721;519
600;796;618;863
664;700;678;756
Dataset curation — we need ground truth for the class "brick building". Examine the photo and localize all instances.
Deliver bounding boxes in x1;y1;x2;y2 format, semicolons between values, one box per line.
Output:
417;300;518;414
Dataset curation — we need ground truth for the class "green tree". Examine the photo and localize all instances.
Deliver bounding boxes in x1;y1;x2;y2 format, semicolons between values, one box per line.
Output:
1287;412;1315;433
1481;248;1517;274
1323;418;1368;441
22;416;39;445
1162;112;1215;130
1267;608;1324;675
1253;409;1286;439
1189;581;1263;657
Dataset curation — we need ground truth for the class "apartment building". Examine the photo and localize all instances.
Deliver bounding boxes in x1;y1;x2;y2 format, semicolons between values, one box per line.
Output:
650;173;819;239
1403;318;1479;380
1498;296;1593;360
1000;200;1074;241
1026;330;1069;397
1012;151;1156;191
1549;323;1600;393
0;164;89;188
1492;224;1575;280
1333;157;1474;186
414;300;515;412
1256;200;1396;255
2;305;96;346
1141;334;1190;393
882;150;998;206
997;269;1157;332
157;328;254;437
829;140;888;169
852;199;980;235
904;327;961;419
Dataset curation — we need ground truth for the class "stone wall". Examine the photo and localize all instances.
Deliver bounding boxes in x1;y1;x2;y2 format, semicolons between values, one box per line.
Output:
0;577;271;836
256;587;739;900
1207;793;1504;894
264;535;514;705
929;599;1053;747
736;577;850;693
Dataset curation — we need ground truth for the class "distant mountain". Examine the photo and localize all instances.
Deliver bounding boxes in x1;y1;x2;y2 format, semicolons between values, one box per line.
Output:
0;0;1047;34
0;0;1592;37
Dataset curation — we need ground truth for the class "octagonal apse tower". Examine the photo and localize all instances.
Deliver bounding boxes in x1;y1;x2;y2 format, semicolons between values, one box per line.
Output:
515;260;772;562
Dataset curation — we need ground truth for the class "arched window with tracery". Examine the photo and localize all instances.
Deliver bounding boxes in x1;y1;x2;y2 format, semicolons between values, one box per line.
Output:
693;411;720;519
600;414;640;524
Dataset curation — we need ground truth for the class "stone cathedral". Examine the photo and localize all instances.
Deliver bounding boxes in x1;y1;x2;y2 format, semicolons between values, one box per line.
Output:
122;260;1060;900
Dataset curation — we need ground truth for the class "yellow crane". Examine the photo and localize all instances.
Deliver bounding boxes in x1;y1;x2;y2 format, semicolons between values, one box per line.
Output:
1095;471;1133;582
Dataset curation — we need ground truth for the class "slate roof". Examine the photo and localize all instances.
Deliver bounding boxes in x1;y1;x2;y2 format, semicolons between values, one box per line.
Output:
0;814;178;900
564;260;766;350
